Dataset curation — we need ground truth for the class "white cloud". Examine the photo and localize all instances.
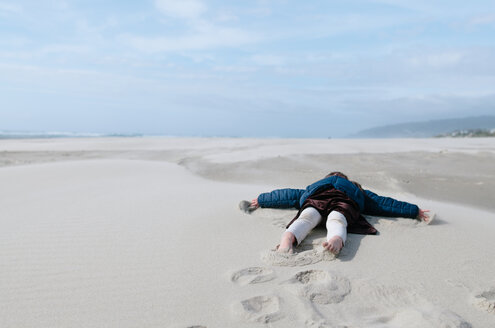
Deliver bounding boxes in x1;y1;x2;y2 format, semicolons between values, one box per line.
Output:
0;36;30;47
370;0;495;22
407;52;464;69
40;44;91;55
154;0;206;19
251;54;287;66
0;2;22;15
215;11;239;23
246;7;272;17
123;24;258;53
369;0;438;12
144;1;259;53
467;14;495;26
213;65;258;73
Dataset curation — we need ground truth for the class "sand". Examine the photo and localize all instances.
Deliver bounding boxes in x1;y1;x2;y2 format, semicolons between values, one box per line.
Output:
0;137;494;327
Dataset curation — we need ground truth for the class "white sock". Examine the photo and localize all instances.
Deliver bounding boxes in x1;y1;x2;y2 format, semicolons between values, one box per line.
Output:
326;211;347;244
286;207;321;245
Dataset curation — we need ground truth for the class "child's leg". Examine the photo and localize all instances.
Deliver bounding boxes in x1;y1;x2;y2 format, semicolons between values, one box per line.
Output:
279;207;321;251
323;211;347;254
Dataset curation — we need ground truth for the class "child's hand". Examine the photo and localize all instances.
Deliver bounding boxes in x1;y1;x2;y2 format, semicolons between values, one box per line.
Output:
239;199;259;214
418;209;431;223
250;198;259;209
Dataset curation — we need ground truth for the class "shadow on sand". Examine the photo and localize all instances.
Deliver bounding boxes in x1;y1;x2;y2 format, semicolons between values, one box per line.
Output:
297;228;366;262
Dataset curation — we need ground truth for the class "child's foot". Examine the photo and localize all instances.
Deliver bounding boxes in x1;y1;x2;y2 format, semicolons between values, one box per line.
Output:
275;244;293;254
323;236;344;255
277;232;296;253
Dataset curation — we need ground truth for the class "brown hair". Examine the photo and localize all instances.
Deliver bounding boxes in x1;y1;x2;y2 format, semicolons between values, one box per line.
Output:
325;171;348;179
325;171;363;191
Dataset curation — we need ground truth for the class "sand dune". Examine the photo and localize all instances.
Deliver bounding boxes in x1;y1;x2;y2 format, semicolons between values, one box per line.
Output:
0;137;494;327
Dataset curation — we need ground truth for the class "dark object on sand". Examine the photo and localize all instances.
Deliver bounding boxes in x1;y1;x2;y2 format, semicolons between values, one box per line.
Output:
239;200;257;214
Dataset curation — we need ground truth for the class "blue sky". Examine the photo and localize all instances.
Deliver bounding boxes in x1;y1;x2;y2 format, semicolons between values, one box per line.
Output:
1;0;495;137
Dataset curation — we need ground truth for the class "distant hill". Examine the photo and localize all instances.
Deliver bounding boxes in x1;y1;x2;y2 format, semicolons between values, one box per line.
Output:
349;115;495;138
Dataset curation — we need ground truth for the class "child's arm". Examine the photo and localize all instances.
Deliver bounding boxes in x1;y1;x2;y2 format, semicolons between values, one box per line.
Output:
257;188;305;209
363;189;419;218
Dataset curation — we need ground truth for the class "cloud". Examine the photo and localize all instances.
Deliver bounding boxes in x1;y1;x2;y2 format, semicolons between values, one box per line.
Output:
467;14;495;26
214;11;239;23
0;36;30;47
141;1;259;53
40;44;91;55
123;23;258;53
407;51;464;69
213;65;258;73
0;2;22;15
369;0;438;13
251;54;287;66
154;0;206;19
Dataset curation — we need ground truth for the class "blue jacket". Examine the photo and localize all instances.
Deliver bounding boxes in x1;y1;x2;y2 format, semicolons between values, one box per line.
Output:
257;176;419;218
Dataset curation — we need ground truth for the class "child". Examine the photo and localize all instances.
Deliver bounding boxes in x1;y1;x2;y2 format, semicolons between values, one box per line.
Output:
242;172;431;254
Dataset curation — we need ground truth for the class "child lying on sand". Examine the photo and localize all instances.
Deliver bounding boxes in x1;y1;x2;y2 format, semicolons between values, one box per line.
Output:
241;172;432;255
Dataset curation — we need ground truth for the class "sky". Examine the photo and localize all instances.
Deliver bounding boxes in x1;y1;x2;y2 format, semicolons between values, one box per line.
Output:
1;0;495;138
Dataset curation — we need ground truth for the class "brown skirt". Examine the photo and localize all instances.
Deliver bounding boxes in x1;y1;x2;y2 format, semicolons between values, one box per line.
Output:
287;187;377;235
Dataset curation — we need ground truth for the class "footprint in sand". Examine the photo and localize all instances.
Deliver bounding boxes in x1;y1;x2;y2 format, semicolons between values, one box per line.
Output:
305;320;348;328
360;308;470;328
231;267;275;286
230;267;282;324
285;270;351;304
233;295;283;323
351;282;471;328
472;287;495;313
261;248;336;267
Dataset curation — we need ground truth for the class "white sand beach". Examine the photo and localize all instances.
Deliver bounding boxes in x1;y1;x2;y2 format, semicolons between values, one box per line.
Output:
1;137;494;328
